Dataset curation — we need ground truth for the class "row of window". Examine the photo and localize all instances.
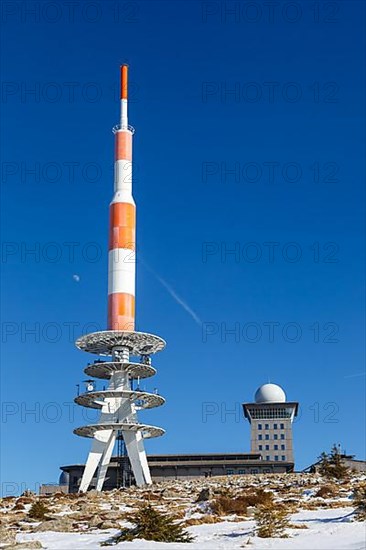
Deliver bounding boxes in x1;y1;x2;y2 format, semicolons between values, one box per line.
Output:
258;434;285;440
226;468;260;476
248;408;293;419
227;468;273;475
227;469;259;475
265;456;286;461
257;423;285;430
259;444;285;451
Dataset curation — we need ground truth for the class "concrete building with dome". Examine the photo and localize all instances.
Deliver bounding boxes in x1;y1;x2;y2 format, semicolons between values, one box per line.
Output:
49;382;299;493
243;383;298;465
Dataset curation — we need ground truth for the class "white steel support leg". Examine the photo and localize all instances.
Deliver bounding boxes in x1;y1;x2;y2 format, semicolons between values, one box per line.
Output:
95;431;117;491
123;429;151;486
79;430;112;492
79;379;117;493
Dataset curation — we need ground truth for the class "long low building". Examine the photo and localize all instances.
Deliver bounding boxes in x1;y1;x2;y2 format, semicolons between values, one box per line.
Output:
59;452;294;493
53;383;298;493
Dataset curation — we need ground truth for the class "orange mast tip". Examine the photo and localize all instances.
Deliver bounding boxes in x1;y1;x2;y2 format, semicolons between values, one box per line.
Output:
120;65;128;100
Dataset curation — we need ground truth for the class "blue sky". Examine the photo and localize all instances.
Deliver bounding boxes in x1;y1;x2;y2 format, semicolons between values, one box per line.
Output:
1;1;365;494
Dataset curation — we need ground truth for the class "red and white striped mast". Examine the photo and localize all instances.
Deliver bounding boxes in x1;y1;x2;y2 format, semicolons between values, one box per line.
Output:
108;64;136;331
73;66;166;492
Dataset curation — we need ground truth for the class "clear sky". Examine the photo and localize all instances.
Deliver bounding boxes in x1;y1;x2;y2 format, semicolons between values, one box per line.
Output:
1;1;365;495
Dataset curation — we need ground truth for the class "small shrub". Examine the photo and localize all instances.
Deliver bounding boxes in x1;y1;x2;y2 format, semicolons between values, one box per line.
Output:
102;504;194;545
28;500;50;520
318;445;350;480
254;501;290;538
353;485;366;521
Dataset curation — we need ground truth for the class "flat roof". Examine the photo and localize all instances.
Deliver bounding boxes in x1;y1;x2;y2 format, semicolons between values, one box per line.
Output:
147;454;260;462
61;452;260;469
60;452;296;472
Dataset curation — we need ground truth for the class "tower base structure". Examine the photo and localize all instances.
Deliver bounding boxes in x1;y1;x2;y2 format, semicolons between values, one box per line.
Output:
73;331;165;492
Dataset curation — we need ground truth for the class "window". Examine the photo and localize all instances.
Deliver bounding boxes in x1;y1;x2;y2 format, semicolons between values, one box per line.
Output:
238;469;246;474
250;469;259;474
273;423;278;429
281;444;285;450
265;424;269;429
274;445;278;450
266;455;270;461
226;469;234;475
265;445;269;450
246;408;293;419
280;434;285;440
263;468;271;473
258;445;262;450
258;434;262;440
265;434;269;440
280;423;285;429
282;456;286;461
274;456;279;461
258;424;262;430
274;434;278;440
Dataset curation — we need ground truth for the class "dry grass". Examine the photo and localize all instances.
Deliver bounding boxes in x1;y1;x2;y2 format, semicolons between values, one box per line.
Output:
141;492;162;501
16;497;34;505
168;508;186;520
12;503;26;511
316;485;338;498
302;500;346;510
184;515;221;526
211;495;249;516
212;489;273;517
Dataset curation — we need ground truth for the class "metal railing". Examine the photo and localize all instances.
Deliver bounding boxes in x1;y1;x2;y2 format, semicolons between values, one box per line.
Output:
112;124;135;134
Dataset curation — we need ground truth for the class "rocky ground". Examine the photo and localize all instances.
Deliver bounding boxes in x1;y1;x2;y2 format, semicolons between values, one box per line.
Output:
0;473;365;549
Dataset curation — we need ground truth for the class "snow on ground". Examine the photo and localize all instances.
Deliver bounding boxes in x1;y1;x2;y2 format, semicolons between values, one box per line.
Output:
4;473;365;549
17;508;366;550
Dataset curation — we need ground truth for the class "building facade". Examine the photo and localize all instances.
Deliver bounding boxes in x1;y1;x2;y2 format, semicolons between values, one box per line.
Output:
243;383;298;464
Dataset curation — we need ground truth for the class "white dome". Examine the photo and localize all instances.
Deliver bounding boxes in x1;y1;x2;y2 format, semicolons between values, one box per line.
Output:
255;383;286;403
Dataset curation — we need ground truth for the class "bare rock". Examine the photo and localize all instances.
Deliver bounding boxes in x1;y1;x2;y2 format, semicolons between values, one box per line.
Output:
16;497;34;505
88;515;104;528
0;525;17;544
196;488;211;502
99;511;123;521
7;542;43;549
33;517;75;533
98;520;121;529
